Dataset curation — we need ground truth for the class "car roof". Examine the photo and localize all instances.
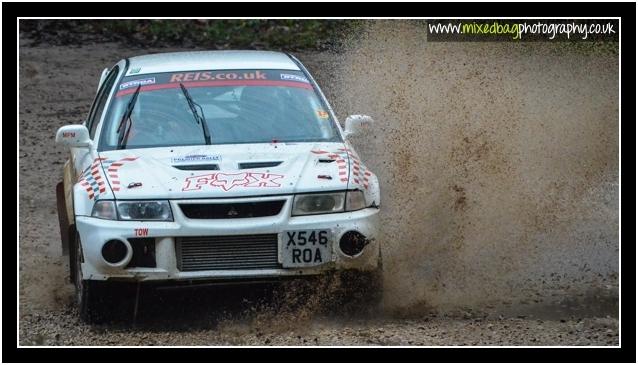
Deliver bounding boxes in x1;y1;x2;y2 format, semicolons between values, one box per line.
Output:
125;50;300;75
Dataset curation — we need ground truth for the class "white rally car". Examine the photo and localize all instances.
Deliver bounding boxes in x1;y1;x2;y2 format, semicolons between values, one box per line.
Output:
55;51;381;322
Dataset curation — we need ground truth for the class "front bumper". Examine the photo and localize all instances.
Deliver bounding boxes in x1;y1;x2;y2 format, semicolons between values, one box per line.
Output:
76;195;380;281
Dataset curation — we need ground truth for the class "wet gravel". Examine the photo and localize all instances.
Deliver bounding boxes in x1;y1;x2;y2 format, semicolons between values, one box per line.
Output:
19;291;620;346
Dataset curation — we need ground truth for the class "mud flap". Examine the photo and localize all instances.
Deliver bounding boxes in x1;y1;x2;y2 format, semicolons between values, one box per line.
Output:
56;181;70;255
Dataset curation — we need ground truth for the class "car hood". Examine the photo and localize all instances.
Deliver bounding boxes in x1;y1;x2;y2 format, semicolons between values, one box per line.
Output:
98;142;352;199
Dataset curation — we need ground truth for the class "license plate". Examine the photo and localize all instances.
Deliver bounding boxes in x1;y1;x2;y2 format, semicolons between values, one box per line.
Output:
280;229;332;268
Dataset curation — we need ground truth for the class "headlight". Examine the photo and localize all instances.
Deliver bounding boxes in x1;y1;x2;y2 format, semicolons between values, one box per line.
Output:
345;190;366;211
91;200;117;220
292;192;345;216
116;200;173;221
292;190;367;216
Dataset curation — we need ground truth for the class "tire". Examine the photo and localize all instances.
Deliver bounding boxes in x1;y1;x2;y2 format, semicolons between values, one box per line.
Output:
74;232;114;324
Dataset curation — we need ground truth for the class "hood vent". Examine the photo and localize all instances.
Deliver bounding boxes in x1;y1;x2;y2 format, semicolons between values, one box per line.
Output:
173;164;219;171
238;161;282;169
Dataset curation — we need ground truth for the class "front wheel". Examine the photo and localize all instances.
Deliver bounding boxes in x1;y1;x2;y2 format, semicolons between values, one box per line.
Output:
74;233;115;324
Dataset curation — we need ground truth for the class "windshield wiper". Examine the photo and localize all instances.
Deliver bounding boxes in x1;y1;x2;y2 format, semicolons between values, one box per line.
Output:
116;84;141;150
180;83;211;145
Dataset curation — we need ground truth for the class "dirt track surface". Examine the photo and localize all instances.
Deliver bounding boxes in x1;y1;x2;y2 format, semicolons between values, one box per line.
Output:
18;24;619;346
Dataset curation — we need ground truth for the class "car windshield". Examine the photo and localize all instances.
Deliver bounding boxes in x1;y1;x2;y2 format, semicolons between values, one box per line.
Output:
99;69;341;150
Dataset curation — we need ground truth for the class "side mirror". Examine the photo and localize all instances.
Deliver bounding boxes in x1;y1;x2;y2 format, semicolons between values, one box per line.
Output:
344;115;374;138
56;124;91;148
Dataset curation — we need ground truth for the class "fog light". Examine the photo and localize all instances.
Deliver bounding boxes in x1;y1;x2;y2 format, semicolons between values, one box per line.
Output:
339;231;369;256
101;239;128;264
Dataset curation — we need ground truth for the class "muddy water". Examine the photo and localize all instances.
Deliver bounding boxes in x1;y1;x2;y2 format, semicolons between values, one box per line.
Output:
328;21;619;312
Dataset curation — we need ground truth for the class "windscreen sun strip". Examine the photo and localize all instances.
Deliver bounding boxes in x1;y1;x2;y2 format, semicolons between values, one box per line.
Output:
115;69;314;98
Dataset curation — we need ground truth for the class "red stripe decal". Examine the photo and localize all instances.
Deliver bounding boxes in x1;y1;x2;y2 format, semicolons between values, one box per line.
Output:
116;80;313;97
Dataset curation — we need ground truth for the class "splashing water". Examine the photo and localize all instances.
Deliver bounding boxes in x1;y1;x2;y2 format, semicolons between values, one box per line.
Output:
326;21;618;313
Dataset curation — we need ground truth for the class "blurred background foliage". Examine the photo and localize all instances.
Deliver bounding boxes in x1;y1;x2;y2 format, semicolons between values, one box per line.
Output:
20;19;617;56
19;19;354;50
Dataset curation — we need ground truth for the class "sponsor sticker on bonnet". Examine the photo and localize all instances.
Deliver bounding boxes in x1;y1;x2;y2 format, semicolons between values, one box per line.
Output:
171;154;222;164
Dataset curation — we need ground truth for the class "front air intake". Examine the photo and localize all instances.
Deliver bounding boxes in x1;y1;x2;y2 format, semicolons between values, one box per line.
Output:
176;234;281;271
339;231;370;257
101;239;129;265
126;238;156;268
238;161;282;169
172;164;219;171
179;200;285;219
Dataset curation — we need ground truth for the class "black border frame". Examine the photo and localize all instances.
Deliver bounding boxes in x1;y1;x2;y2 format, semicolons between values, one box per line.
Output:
5;2;635;363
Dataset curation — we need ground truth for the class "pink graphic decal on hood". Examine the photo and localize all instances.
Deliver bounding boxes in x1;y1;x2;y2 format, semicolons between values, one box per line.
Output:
339;148;372;190
182;172;284;192
101;156;139;192
77;157;107;200
311;149;348;182
311;148;373;190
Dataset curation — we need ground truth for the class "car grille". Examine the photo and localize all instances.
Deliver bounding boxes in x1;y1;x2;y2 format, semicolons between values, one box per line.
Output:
175;234;280;271
179;200;285;219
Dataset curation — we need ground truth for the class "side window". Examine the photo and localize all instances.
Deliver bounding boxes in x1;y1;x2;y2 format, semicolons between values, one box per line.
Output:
87;66;119;139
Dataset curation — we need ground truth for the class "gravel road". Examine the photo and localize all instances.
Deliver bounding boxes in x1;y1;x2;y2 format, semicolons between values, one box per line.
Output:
18;27;619;346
